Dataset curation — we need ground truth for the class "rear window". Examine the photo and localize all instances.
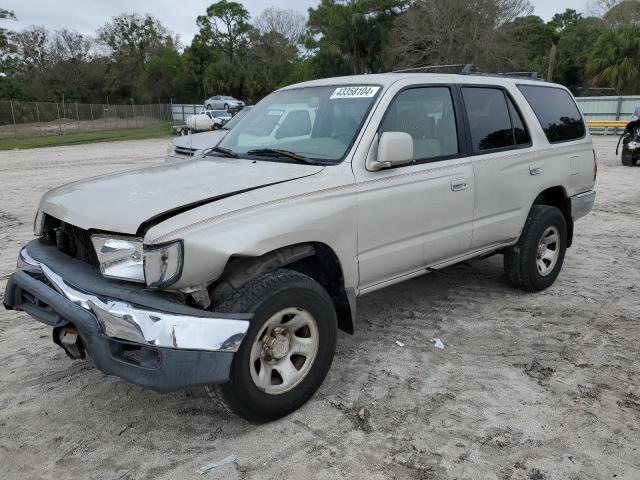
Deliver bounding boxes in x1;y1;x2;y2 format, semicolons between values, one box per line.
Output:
517;85;585;143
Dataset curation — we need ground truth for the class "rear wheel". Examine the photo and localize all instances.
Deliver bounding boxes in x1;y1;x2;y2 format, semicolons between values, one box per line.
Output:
224;103;229;111
206;104;213;110
622;149;637;166
206;269;337;422
504;205;567;292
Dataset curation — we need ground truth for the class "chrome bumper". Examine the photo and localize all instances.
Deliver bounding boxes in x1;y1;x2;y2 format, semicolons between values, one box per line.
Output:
570;190;596;221
17;247;249;353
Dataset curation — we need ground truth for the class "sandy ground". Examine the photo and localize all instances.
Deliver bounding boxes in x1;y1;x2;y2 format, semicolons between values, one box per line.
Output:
0;136;639;480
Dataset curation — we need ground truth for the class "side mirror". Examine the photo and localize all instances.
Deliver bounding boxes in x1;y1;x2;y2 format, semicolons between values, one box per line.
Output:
367;132;414;171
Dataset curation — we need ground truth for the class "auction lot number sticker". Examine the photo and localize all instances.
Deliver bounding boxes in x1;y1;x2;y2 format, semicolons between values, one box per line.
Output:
330;86;380;100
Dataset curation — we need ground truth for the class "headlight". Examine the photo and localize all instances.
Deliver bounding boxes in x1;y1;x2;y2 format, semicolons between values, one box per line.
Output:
91;235;145;283
34;209;45;236
143;240;183;289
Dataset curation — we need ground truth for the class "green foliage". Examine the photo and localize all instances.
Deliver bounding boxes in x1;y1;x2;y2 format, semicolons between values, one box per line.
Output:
3;0;640;104
307;0;407;75
554;17;606;92
588;25;640;94
196;0;250;63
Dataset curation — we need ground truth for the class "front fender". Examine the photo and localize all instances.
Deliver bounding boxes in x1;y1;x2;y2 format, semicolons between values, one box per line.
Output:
145;164;359;292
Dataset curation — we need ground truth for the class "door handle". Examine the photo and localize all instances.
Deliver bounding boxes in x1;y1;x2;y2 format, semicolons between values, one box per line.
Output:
529;164;543;175
451;178;469;191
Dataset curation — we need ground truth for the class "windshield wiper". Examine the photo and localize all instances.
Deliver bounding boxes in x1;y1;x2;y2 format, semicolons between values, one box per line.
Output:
246;148;318;164
210;146;238;158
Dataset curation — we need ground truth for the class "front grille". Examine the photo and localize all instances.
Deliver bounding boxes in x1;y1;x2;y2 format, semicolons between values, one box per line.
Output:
42;215;100;266
174;146;196;157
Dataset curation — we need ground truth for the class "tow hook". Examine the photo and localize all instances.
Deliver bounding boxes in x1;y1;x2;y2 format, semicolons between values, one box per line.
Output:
57;325;85;359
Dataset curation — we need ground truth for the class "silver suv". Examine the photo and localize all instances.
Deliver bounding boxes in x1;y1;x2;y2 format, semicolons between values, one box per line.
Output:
4;73;596;422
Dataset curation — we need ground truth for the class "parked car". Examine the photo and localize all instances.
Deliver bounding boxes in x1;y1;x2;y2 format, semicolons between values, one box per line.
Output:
186;110;232;132
205;95;245;111
168;107;253;161
4;72;596;423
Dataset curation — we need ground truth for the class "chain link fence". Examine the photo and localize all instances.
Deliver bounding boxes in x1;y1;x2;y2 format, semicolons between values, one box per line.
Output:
0;101;172;138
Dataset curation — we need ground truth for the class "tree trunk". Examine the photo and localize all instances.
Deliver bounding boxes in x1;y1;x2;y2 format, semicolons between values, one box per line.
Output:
547;34;560;82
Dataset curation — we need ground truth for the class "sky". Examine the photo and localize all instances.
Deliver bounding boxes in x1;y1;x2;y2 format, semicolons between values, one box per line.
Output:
8;0;591;45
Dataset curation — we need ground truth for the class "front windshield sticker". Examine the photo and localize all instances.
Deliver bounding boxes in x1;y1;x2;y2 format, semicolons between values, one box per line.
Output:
330;86;380;100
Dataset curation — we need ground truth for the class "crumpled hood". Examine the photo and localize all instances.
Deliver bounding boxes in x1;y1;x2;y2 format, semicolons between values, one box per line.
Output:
40;158;324;234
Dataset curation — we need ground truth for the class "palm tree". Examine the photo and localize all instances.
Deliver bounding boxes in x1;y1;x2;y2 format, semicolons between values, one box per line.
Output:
588;25;640;94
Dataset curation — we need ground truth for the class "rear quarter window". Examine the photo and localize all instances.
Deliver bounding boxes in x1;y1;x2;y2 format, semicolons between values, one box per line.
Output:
517;85;585;143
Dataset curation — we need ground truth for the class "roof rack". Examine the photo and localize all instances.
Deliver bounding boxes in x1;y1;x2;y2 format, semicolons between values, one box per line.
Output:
391;63;544;81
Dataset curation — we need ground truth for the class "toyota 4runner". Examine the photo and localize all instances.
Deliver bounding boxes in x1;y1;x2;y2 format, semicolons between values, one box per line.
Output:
3;73;596;422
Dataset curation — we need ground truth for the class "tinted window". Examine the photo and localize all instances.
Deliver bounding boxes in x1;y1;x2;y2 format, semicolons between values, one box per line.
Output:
517;85;585;143
507;96;530;145
462;87;514;151
381;87;458;161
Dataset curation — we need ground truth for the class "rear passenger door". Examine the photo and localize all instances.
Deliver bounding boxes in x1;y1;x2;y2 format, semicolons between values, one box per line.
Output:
460;85;536;249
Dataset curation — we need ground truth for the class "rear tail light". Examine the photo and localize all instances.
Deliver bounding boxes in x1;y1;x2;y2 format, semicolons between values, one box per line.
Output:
593;149;598;181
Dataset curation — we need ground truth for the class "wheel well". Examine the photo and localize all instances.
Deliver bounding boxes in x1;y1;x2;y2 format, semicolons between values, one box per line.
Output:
533;186;573;247
210;243;355;334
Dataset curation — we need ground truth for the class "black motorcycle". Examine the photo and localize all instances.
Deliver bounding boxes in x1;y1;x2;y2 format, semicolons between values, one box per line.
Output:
617;109;640;167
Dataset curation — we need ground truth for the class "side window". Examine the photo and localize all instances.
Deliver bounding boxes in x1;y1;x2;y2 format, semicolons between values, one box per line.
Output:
462;87;515;152
507;96;530;145
380;87;458;162
517;85;585;143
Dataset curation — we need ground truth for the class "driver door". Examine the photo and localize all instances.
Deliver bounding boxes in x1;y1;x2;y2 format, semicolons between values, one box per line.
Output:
354;85;475;291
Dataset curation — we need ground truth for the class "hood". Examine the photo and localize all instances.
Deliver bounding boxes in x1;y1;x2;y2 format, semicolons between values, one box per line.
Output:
172;131;228;151
41;158;324;235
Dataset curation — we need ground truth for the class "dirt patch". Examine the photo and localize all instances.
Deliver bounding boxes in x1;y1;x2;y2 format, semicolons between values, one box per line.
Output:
1;136;640;479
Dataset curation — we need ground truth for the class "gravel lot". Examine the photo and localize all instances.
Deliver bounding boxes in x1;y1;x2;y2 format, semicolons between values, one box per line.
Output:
1;136;639;480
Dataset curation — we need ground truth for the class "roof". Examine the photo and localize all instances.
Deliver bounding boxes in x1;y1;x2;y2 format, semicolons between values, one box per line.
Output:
280;72;564;91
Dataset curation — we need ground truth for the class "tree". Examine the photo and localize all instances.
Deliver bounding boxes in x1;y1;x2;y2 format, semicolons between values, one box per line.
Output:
196;1;250;63
140;39;196;102
549;9;582;32
307;0;408;75
492;15;552;73
603;0;640;26
97;13;173;100
254;7;306;49
554;16;605;92
0;8;15;50
391;0;534;70
588;24;640;93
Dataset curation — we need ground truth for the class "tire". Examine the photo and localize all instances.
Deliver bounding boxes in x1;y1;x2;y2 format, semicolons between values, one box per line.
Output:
206;269;338;422
206;104;212;110
504;205;568;292
621;149;637;166
224;103;229;111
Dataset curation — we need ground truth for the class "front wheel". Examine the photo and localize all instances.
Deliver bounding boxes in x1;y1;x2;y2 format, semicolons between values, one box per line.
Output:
504;205;567;292
207;269;337;422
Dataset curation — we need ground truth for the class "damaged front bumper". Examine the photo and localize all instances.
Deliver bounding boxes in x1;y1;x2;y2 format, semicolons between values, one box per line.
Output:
3;240;251;392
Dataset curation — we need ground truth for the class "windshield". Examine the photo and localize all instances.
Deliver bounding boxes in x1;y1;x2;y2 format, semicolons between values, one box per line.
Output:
217;85;381;162
223;107;252;130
